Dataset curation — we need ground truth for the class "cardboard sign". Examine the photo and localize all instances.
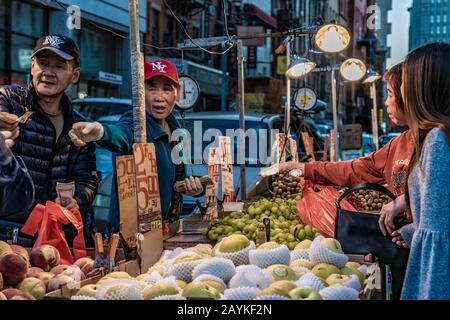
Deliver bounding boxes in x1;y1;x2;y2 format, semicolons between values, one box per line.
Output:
132;143;162;234
116;155;138;248
219;136;235;203
271;133;298;164
301;132;316;162
204;148;221;221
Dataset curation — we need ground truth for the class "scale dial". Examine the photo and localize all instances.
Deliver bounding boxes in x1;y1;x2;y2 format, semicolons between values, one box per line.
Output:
293;87;317;111
176;75;200;110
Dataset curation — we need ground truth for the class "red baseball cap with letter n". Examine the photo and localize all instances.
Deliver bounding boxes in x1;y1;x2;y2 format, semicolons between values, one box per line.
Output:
144;58;179;85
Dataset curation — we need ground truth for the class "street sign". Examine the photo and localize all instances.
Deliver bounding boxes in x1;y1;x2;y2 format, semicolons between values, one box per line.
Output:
98;71;123;85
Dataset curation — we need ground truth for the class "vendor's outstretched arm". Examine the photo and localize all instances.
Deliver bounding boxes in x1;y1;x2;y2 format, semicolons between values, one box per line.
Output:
0;134;35;215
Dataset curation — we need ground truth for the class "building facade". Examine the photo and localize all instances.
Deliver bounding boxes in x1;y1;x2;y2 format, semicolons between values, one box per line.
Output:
0;0;147;99
409;0;450;50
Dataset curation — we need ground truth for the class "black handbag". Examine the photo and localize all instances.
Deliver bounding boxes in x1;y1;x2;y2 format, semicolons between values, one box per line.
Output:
334;183;410;300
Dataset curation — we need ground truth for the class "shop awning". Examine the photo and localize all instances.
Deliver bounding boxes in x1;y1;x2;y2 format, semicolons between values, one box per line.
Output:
244;4;278;29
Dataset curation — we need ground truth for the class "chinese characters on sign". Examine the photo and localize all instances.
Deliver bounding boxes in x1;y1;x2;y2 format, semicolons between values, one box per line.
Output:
219;136;235;203
133;143;162;234
116;155;138;248
204;147;221;221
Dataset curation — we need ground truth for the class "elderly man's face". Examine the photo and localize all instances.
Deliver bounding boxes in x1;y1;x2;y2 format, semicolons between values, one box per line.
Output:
31;51;79;98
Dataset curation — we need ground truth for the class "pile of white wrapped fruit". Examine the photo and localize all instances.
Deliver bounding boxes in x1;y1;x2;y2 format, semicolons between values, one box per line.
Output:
71;235;368;300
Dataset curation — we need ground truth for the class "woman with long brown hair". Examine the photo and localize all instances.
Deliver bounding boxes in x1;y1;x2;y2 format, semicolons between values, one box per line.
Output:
395;42;450;300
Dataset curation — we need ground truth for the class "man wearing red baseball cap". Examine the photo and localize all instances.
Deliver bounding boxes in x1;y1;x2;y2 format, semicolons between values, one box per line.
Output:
69;59;203;232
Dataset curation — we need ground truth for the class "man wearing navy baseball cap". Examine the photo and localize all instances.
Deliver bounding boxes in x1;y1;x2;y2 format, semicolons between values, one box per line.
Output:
0;34;99;245
70;58;203;233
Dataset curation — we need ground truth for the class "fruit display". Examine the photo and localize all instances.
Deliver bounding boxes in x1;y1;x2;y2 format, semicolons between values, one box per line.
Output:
343;189;390;212
0;241;96;300
68;235;368;301
270;173;303;200
202;198;321;250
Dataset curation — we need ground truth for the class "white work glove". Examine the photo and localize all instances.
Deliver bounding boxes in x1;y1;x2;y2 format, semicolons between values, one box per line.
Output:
182;176;204;197
69;122;104;147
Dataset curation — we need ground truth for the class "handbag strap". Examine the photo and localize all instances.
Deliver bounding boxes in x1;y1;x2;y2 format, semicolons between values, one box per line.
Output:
336;183;396;209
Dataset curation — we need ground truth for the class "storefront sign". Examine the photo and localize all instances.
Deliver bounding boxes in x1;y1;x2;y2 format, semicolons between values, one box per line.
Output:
18;49;33;69
277;56;287;75
187;61;223;96
116;155;138;248
98;71;123;85
133;143;162;234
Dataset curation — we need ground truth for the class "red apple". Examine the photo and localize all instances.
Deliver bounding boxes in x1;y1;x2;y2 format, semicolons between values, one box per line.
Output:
30;245;60;271
0;253;28;286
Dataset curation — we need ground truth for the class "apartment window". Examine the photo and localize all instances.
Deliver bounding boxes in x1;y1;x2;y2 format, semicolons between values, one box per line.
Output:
437;15;441;23
0;0;46;86
431;26;435;34
437;26;441;34
444;25;448;33
152;9;160;44
444;15;448;23
431;15;434;23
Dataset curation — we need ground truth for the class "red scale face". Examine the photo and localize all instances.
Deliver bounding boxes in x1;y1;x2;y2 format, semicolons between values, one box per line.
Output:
177;75;200;110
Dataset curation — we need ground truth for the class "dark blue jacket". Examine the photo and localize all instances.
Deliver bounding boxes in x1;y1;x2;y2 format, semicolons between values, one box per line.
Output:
0;134;35;215
0;84;99;235
98;111;186;232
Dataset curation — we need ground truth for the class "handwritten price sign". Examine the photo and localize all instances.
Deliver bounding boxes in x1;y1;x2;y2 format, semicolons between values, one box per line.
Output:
116;155;138;248
133;143;162;234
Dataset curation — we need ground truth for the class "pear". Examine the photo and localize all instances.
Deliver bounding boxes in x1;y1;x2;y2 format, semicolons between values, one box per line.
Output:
294;240;312;250
311;263;341;281
290;260;312;270
143;283;179;300
340;267;365;285
182;281;221;300
219;235;250;253
174;253;203;264
257;242;280;250
267;264;298;282
289;286;322;300
345;262;361;270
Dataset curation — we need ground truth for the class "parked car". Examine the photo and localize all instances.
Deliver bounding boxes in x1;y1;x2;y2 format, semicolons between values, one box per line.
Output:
315;124;332;138
72;97;132;120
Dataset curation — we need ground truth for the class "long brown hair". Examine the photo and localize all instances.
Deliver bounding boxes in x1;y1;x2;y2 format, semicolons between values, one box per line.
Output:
384;63;405;112
403;42;450;218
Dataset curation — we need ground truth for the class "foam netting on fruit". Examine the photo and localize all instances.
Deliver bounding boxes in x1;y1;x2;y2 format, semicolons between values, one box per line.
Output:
254;294;290;300
70;295;97;300
228;265;273;289
290;266;311;274
167;258;205;283
191;257;236;283
193;274;227;291
184;244;213;257
358;264;368;277
222;287;261;300
248;245;290;268
139;271;165;286
214;241;256;267
96;279;143;300
153;294;186;300
141;277;182;300
290;249;310;261
343;275;362;292
319;285;359;300
294;273;326;292
309;236;348;267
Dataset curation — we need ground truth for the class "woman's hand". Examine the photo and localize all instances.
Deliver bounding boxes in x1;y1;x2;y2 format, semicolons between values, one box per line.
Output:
391;230;410;249
378;194;406;236
259;162;305;176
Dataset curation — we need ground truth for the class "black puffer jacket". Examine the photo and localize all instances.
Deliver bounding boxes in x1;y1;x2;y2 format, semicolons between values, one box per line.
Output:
0;84;99;226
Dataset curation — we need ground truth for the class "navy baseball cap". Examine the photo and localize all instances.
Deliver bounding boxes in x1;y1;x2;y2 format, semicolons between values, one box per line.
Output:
31;34;80;66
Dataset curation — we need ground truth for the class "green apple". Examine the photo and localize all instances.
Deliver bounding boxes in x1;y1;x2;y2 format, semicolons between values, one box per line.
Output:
312;263;341;281
340;267;365;285
289;286;322;300
325;274;352;286
320;238;344;254
219;234;250;253
182;281;221;300
294;240;312;250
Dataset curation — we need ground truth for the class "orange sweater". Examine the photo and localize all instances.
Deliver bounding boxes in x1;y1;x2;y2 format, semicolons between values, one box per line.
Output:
304;130;414;197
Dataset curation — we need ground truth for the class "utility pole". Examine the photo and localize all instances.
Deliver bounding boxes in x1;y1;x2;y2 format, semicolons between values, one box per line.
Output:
129;0;146;143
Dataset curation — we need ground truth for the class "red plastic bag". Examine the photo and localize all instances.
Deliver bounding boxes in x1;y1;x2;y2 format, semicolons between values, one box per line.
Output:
21;201;87;265
297;180;355;238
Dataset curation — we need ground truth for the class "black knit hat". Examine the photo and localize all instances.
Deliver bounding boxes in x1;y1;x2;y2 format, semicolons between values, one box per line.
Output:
31;34;80;66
